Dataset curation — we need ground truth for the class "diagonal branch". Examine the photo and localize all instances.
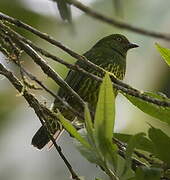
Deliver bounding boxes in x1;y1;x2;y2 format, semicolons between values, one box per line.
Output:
17;34;170;107
17;40;85;107
0;12;104;75
0;14;162;94
0;41;84;120
0;21;170;108
0;22;85;108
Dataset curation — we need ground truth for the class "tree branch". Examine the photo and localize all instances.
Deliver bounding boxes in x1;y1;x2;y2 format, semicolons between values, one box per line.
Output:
0;22;85;108
0;62;81;180
0;40;84;120
0;20;170;108
66;0;170;41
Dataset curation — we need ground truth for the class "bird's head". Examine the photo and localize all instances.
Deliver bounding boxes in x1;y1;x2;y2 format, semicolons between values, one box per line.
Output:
93;34;138;57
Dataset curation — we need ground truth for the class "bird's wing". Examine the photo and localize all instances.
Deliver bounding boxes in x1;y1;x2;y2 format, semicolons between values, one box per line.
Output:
53;48;113;110
57;50;94;100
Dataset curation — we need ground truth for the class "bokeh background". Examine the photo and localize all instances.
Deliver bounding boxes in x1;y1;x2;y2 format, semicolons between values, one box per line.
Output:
0;0;170;179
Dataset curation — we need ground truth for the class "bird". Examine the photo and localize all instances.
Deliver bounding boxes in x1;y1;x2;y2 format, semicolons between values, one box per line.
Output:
31;34;138;149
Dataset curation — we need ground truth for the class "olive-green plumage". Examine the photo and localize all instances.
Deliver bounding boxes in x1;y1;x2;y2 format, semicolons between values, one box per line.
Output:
31;34;138;149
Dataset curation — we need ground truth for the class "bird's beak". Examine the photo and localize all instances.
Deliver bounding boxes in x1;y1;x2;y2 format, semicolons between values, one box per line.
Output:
128;43;139;49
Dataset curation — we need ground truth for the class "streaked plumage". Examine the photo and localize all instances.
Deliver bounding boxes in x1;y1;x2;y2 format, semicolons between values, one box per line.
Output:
32;34;138;149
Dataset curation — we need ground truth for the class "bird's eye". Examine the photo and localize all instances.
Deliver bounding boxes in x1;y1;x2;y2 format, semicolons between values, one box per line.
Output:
116;37;122;42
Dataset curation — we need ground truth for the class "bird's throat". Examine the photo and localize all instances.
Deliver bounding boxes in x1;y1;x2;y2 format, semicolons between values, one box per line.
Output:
112;47;126;58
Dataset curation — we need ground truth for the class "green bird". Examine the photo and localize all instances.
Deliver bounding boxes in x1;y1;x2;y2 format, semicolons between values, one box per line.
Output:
31;34;138;149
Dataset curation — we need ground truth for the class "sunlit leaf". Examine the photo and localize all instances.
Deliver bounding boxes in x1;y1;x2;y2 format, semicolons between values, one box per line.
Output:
74;129;105;167
116;155;134;180
155;43;170;67
123;91;170;124
57;112;91;149
94;73;117;157
148;126;170;166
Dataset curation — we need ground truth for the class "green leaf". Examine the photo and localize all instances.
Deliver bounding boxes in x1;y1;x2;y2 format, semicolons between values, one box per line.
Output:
134;166;161;180
74;130;105;167
148;126;170;165
155;43;170;67
116;154;134;180
94;73;117;156
114;133;154;153
57;112;91;149
123;91;170;124
122;133;146;176
52;0;72;22
84;103;94;144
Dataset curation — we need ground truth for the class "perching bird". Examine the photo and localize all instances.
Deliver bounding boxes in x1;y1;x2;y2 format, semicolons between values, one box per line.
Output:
31;34;138;149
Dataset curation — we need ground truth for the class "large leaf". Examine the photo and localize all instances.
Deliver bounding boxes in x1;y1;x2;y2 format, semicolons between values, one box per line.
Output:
114;133;154;153
94;73;117;158
123;91;170;124
116;155;134;180
74;135;104;167
155;43;170;67
148;126;170;166
57;112;91;149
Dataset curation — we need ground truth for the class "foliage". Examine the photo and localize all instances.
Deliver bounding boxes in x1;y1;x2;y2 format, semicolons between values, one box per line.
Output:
124;92;170;124
155;43;170;67
58;61;170;180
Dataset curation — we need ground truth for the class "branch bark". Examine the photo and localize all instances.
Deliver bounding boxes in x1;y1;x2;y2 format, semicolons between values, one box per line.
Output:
65;0;170;41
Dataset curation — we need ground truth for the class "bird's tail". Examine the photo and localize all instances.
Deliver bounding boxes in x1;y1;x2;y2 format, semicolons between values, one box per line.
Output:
31;125;63;150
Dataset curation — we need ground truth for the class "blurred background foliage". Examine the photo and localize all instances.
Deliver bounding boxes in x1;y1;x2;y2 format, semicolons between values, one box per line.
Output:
0;0;170;179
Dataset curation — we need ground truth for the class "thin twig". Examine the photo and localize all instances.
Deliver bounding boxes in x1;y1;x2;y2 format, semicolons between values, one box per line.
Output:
66;0;170;41
118;149;148;171
0;12;105;75
0;39;84;120
21;68;84;120
23;70;84;120
1;7;170;41
39;114;81;180
18;41;85;106
0;12;151;95
134;150;157;166
0;62;81;180
0;22;85;107
113;138;163;168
